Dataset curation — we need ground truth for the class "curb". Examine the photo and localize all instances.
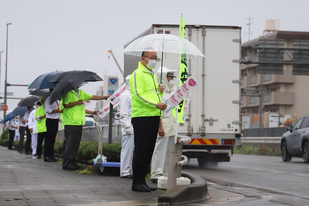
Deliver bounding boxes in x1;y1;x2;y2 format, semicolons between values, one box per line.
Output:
158;171;208;205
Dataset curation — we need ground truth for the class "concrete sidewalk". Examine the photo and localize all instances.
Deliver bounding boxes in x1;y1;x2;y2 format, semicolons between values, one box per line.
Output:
0;146;160;206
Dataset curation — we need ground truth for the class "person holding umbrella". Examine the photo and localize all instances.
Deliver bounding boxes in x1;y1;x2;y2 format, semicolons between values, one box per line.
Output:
61;84;111;170
18;106;33;154
130;49;167;192
44;89;61;162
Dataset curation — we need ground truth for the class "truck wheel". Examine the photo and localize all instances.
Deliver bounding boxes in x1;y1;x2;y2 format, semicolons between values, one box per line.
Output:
281;141;292;162
197;158;218;168
303;142;309;163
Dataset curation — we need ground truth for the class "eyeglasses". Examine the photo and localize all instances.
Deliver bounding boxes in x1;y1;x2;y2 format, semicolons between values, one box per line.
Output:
144;56;160;61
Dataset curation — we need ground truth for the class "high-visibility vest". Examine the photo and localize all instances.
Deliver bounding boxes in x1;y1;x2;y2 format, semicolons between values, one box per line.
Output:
35;105;47;133
61;89;92;126
130;61;163;118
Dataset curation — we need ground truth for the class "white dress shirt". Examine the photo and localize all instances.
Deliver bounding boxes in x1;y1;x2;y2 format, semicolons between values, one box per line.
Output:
18;115;26;127
45;97;61;119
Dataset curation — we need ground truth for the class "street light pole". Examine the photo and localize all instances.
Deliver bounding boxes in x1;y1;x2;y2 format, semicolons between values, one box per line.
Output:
4;23;12;118
0;51;4;98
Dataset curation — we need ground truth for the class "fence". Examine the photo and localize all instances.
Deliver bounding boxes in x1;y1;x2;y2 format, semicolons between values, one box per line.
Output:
56;123;122;144
243;127;286;137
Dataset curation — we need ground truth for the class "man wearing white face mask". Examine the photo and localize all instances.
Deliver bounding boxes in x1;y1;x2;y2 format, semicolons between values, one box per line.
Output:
119;75;134;178
151;68;177;183
130;49;167;192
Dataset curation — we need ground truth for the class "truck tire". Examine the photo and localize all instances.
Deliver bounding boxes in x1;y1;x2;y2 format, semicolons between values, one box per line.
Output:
197;158;218;168
303;142;309;163
281;141;292;162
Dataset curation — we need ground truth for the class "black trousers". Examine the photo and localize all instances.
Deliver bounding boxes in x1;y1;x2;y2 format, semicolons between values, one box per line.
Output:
131;116;160;185
37;132;46;157
8;129;15;149
19;126;31;152
63;125;82;168
45;118;59;158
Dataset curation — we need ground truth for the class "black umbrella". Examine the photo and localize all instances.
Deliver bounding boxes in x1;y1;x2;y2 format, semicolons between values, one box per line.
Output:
18;96;40;107
30;89;50;98
49;70;102;83
49;72;102;104
28;71;63;90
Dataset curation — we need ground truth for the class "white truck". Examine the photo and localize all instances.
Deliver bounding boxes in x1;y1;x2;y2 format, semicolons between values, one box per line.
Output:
124;24;241;167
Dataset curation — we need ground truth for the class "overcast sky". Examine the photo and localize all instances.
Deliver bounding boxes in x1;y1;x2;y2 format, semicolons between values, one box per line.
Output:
1;0;309;118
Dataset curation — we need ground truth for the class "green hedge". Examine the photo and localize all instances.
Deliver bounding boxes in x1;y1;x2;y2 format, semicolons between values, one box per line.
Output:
53;141;121;162
0;128;9;147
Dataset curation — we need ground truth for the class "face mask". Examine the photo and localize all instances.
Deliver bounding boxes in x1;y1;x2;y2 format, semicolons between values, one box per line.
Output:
146;60;157;70
169;79;177;86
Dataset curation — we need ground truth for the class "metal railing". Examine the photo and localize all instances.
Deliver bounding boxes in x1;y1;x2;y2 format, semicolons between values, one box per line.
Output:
263;74;273;82
56;123;122;144
250;75;258;84
263;93;271;102
249;96;257;104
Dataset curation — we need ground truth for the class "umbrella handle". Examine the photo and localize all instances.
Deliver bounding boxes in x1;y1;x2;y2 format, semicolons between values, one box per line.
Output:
160;51;164;84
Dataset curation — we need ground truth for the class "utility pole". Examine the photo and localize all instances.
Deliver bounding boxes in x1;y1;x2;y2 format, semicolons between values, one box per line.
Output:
4;23;12;119
246;17;253;41
0;51;3;98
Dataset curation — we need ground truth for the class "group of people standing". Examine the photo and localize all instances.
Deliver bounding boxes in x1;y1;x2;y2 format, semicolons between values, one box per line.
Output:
7;87;111;170
119;49;177;192
7;49;176;192
7;94;61;162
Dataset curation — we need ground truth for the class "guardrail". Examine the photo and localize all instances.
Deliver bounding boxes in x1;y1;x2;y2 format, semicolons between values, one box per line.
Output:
241;137;281;144
56;123;122;144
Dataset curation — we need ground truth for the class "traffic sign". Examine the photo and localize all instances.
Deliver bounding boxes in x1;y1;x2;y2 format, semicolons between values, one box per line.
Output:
2;104;8;111
108;77;119;95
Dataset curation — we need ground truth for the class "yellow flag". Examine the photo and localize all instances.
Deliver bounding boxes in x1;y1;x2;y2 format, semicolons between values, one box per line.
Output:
173;16;187;123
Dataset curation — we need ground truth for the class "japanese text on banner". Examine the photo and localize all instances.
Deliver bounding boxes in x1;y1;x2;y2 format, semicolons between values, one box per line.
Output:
108;84;127;106
164;76;198;115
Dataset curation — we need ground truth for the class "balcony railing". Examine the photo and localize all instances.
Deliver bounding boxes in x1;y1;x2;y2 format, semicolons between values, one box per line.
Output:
263;93;271;102
263;74;273;82
249;96;257;104
250;75;258;84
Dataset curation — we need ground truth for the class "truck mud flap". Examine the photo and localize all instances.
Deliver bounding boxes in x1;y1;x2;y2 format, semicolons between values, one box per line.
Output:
213;155;230;162
183;151;229;161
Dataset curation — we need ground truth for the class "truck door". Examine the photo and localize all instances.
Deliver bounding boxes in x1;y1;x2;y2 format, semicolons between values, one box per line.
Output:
286;118;304;155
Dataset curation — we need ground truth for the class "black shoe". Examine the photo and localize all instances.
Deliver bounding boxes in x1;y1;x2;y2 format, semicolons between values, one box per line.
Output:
51;157;58;162
44;157;55;162
37;156;41;159
63;164;79;170
144;184;157;191
8;148;13;150
121;175;132;179
17;150;22;154
25;151;32;155
151;179;158;184
132;184;151;192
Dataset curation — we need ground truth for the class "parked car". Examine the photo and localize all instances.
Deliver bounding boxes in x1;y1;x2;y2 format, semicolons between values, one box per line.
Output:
281;114;309;163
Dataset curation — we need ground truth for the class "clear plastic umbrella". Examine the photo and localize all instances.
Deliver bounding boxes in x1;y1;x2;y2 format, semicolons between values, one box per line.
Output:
122;33;204;82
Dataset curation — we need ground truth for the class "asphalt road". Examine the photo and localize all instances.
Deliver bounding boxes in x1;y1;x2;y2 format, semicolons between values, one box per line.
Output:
183;154;309;206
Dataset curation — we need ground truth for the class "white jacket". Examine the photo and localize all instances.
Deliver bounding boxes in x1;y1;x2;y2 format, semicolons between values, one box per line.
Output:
28;109;37;134
157;67;176;138
119;90;133;135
